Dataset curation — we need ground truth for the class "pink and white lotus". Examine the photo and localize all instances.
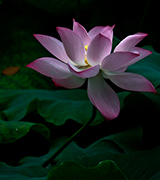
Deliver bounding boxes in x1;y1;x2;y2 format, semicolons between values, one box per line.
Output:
27;19;156;120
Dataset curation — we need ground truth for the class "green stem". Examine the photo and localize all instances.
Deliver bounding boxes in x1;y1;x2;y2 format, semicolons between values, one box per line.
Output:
43;105;97;168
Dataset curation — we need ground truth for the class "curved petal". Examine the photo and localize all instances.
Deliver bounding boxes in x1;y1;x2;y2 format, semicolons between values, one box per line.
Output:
114;47;152;72
52;75;85;89
123;47;152;67
87;34;112;66
68;62;100;78
56;27;85;66
88;73;120;120
101;25;115;43
88;26;111;40
34;34;70;63
101;52;139;71
108;72;156;93
114;33;148;52
73;19;91;46
26;57;72;79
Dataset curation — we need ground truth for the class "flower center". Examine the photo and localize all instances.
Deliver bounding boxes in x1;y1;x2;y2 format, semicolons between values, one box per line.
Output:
85;55;89;65
84;45;89;51
84;45;89;65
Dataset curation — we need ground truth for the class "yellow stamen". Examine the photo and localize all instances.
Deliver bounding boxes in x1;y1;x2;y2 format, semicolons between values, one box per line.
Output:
84;44;90;65
84;45;89;51
85;55;89;65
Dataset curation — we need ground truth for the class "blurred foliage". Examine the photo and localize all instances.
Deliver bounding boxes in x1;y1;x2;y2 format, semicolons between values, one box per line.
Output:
0;26;55;89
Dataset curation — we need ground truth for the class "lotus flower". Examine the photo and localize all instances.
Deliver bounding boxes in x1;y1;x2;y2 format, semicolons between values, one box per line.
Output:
26;19;156;120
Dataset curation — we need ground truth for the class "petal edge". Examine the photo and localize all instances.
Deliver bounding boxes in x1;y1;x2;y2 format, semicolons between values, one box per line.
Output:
108;72;156;93
87;34;112;66
73;19;91;46
56;27;86;66
114;33;148;52
68;62;100;78
88;73;120;120
26;57;71;79
34;34;70;63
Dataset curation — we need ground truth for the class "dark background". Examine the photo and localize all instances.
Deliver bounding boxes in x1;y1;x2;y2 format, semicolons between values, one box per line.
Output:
0;0;159;54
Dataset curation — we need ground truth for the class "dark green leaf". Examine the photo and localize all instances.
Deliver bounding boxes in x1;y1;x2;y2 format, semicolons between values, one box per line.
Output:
47;160;128;180
142;88;160;110
20;126;143;167
0;162;47;180
0;120;50;143
20;126;160;180
1;125;159;179
0;89;93;125
0;89;130;126
117;91;131;109
121;146;160;180
112;36;120;51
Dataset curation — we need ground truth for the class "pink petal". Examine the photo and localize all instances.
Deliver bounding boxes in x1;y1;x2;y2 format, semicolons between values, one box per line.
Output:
52;75;85;89
68;62;100;78
27;57;85;89
87;34;112;66
88;25;113;40
114;33;148;52
26;57;72;79
73;19;91;46
88;25;115;43
123;47;152;67
56;27;86;66
108;72;156;93
34;34;70;63
101;52;139;71
113;48;152;73
101;25;115;43
88;73;120;120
